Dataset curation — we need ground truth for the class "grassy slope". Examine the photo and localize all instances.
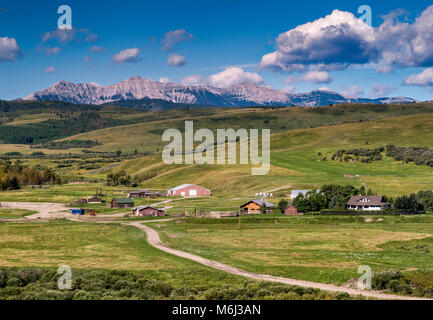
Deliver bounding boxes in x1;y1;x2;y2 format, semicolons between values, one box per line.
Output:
0;104;432;198
79;113;433;197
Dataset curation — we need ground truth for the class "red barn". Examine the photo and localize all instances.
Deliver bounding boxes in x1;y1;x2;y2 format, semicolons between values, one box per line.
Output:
132;206;166;217
167;184;211;197
284;205;299;216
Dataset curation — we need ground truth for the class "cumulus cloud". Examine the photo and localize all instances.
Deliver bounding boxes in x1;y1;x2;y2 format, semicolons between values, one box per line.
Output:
0;37;21;62
45;66;56;73
113;48;141;64
42;28;98;43
208;67;263;88
404;67;433;87
159;77;171;83
300;70;332;84
260;10;376;72
162;29;193;51
369;84;396;97
260;5;433;73
167;54;186;67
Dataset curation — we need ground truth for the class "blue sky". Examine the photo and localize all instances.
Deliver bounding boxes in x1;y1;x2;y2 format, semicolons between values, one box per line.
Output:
1;0;433;100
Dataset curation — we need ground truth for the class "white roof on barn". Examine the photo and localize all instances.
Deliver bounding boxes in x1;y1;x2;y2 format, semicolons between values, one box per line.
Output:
168;184;193;191
168;184;209;192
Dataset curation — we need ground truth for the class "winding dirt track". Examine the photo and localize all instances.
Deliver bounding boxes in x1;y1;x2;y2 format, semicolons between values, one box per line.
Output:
129;221;429;300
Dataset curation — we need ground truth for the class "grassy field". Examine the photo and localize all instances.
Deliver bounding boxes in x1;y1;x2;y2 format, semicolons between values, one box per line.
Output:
155;215;433;291
0;208;37;219
0;220;346;300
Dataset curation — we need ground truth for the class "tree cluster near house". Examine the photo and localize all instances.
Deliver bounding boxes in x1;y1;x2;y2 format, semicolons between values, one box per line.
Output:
291;184;372;213
393;191;433;213
284;183;433;214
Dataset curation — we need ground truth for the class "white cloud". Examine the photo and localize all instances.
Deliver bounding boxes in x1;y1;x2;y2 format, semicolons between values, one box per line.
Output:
180;74;206;86
162;29;193;51
84;56;91;62
285;75;297;84
260;5;433;73
0;36;21;62
90;45;105;53
300;71;332;84
159;77;171;83
369;84;396;97
45;66;56;73
113;48;141;64
404;67;433;87
43;46;62;56
167;54;186;67
208;67;263;88
342;85;364;97
283;86;296;93
42;28;98;43
260;9;375;72
375;65;394;74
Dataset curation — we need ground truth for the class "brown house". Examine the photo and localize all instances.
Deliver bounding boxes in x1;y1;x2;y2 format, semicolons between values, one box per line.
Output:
167;184;211;197
111;198;135;208
87;196;103;204
284;205;299;215
239;199;275;215
128;190;147;198
132;206;166;217
129;190;162;198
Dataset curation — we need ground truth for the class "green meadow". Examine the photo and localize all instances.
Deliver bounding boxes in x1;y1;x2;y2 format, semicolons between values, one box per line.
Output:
0;220;346;300
155;215;433;291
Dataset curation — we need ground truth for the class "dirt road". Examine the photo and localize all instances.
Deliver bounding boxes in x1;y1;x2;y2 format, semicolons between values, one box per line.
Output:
1;202;70;220
129;221;430;300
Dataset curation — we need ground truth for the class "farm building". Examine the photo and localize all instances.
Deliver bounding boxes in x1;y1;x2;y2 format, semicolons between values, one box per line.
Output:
284;205;300;215
167;184;211;197
87;196;103;204
132;206;166;217
128;190;162;198
239;199;275;215
111;198;135;208
347;196;391;211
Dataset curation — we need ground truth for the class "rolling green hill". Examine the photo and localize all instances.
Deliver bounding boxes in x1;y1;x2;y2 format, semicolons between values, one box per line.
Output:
0;101;433;197
77;112;433;197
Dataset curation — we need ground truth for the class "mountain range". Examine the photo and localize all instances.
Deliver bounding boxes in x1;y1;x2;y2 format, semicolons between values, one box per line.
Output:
23;76;417;107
